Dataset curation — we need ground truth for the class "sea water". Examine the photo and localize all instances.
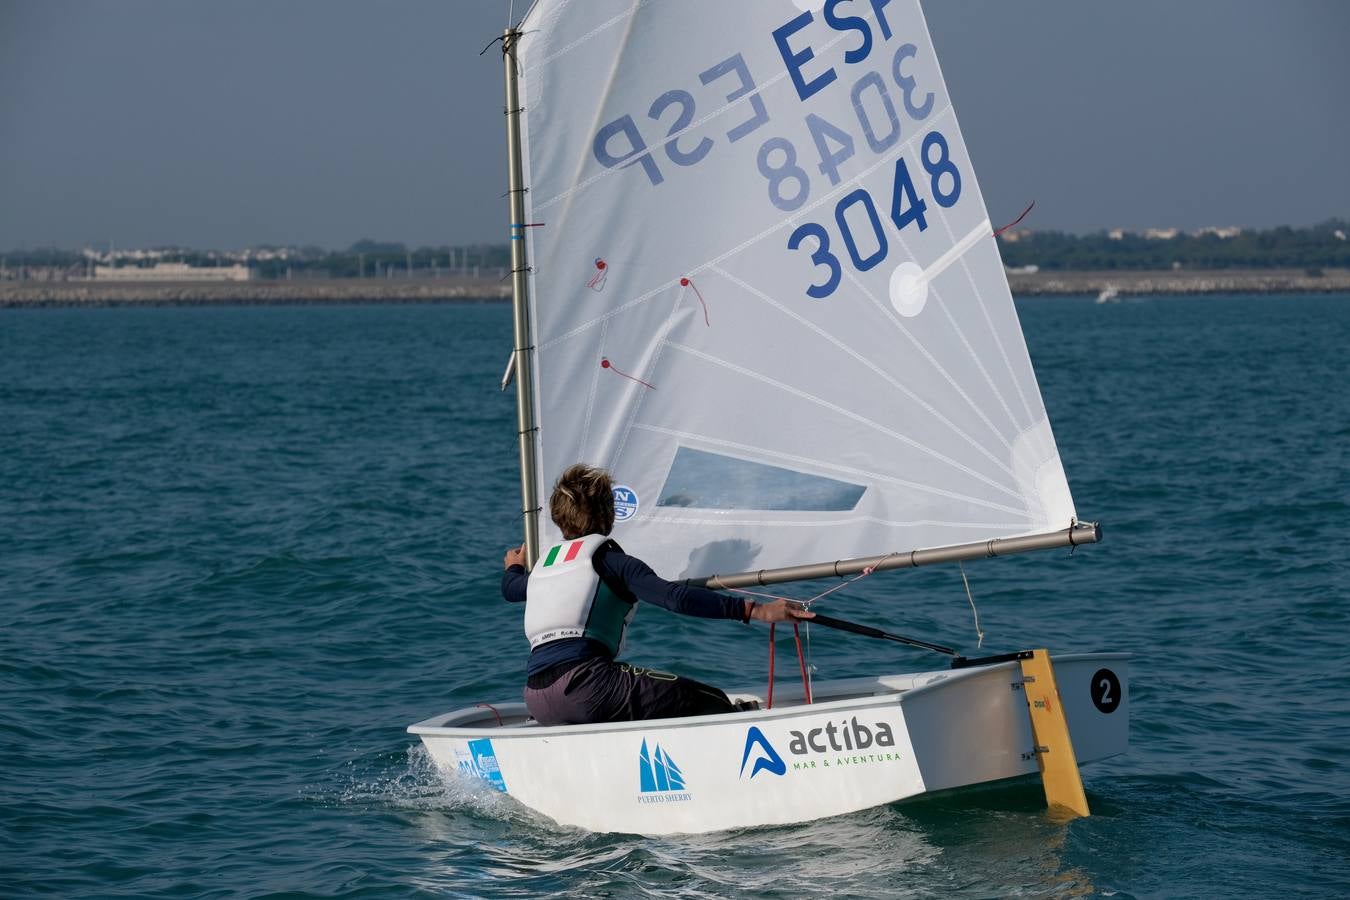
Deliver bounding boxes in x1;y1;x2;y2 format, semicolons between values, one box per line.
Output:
2;296;1347;897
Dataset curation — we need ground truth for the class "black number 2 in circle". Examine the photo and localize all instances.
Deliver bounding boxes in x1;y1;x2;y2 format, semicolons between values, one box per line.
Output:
1091;668;1122;714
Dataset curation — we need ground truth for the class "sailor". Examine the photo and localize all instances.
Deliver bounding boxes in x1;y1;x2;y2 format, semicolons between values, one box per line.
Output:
503;463;811;726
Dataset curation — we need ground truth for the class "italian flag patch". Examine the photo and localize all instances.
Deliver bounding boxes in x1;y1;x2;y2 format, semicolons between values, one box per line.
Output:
541;540;585;567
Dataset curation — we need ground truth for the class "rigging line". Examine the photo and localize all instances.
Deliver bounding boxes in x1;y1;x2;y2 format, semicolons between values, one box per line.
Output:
537;103;956;352
959;560;985;649
766;623;776;710
476;703;504;726
600;358;655;390
532;2;891;213
793;622;812;704
585;258;608;290
801;552;898;607
679;277;710;326
665;341;1030;505
630;422;1030;518
805;615;814;684
712;262;1019;473
714;551;897;608
993;201;1035;239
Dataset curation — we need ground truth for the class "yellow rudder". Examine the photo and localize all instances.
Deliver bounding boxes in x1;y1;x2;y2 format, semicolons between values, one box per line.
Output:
1019;648;1090;818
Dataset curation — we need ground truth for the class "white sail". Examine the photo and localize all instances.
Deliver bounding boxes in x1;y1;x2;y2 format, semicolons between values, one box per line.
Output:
514;0;1076;580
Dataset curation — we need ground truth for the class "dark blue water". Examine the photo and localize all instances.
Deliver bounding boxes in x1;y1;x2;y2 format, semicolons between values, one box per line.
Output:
3;297;1348;897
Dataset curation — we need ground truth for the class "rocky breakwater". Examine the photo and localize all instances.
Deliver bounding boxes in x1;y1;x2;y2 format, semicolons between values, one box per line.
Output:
1006;267;1350;297
0;277;512;308
5;269;1349;308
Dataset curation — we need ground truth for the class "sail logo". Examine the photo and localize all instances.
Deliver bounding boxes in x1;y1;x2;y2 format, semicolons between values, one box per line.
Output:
613;485;639;521
740;726;787;779
638;738;691;803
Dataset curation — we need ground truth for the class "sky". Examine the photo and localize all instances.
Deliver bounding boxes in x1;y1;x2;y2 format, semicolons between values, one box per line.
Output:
1;0;1347;251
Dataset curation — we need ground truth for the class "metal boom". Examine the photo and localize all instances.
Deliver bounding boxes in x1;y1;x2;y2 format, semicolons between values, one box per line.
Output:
686;522;1101;590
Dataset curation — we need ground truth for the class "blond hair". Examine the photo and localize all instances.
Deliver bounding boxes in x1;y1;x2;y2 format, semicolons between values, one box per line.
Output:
549;464;615;539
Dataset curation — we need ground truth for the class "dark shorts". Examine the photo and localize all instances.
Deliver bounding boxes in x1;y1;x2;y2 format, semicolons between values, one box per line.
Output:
524;657;734;726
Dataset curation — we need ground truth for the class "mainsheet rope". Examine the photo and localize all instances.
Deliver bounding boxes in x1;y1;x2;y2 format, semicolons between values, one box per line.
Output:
715;552;984;703
714;554;898;708
761;621;815;710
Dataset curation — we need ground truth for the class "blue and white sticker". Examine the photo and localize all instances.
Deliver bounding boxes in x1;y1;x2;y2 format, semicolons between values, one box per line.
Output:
455;738;507;792
613;485;639;522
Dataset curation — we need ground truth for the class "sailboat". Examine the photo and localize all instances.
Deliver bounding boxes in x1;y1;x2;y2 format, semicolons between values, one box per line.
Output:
410;0;1127;834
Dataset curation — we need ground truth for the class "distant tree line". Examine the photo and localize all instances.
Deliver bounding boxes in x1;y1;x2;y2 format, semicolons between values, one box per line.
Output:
999;219;1350;271
5;222;1348;276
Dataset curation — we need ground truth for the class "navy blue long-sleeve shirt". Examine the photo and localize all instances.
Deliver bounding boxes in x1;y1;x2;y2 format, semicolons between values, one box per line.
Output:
502;540;746;677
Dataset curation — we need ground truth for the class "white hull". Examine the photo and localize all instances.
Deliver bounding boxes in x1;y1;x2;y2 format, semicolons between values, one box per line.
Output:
409;653;1128;835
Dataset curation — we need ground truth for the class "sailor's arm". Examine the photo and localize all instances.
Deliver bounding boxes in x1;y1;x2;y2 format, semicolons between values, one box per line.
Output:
501;544;528;603
604;550;811;624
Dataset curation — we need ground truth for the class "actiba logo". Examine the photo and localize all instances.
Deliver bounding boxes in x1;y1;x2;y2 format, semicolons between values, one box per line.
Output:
788;716;895;755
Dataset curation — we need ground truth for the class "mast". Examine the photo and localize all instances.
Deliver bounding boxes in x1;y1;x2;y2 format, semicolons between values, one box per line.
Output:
686;523;1101;590
502;27;541;565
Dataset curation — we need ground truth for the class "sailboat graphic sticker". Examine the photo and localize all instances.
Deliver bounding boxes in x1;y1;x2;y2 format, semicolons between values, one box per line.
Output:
637;738;691;803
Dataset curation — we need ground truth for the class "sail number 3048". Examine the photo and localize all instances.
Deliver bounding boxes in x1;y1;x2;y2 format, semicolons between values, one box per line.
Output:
784;131;960;300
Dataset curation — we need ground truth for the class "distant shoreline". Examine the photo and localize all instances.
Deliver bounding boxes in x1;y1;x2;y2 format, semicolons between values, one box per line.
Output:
3;269;1348;308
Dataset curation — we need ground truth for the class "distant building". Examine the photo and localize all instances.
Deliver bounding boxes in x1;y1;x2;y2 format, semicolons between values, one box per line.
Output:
998;229;1030;243
1107;229;1127;240
1144;228;1180;240
1335;230;1347;241
94;262;250;282
1193;225;1242;239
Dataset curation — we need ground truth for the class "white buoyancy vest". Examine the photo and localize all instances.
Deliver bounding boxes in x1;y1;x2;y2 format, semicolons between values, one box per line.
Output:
523;534;636;655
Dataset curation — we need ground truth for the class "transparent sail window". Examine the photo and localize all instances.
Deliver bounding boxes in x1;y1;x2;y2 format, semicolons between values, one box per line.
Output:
656;448;865;511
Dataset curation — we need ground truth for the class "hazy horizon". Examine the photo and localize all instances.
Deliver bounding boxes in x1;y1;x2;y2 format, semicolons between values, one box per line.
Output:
6;214;1350;258
3;0;1347;250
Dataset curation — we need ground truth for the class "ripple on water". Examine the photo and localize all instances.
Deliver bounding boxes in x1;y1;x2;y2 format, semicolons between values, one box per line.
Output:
3;300;1350;896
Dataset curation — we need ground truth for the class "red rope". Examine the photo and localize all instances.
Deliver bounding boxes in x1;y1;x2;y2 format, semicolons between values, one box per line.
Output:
766;622;776;710
993;200;1035;239
600;357;655;390
679;276;710;326
586;257;608;290
793;621;812;704
718;555;896;712
475;703;504;726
